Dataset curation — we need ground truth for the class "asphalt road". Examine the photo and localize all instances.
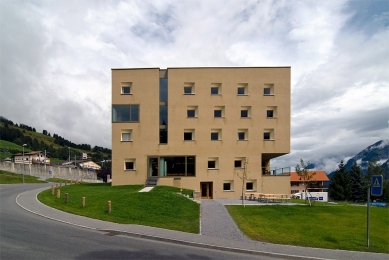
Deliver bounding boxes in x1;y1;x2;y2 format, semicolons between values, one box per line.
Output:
0;184;280;260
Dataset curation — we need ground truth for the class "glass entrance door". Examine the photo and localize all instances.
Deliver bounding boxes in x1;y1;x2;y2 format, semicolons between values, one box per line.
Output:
200;182;213;199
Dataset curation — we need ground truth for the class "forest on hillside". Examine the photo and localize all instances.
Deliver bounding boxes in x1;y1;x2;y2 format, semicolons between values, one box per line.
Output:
0;117;111;161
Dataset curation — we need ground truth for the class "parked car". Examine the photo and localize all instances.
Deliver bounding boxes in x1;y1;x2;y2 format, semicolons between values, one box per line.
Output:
292;193;301;199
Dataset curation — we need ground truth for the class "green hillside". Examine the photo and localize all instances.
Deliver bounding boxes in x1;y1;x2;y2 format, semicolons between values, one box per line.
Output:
0;120;111;162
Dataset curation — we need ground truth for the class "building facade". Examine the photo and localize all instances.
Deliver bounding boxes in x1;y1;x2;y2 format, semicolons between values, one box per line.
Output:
290;171;329;194
111;67;291;199
14;151;50;165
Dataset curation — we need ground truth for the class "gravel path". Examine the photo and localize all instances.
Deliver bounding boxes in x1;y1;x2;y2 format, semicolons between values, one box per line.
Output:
200;200;251;241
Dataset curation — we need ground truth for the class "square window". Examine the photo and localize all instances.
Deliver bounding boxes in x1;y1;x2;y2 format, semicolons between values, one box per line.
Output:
184;87;192;94
184;83;195;94
264;132;270;140
211;87;219;95
121;132;131;141
187;110;195;118
246;182;253;190
241;110;248;118
208;161;216;169
223;183;231;191
211;132;219;140
267;110;274;118
121;82;132;94
214;110;222;118
122;87;131;94
264;84;274;95
125;162;134;170
238;132;245;140
237;83;248;95
124;159;136;170
234;160;242;168
184;132;193;140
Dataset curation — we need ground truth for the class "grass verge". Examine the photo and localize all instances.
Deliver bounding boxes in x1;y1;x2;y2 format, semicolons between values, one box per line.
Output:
38;183;199;233
0;170;46;184
227;204;389;253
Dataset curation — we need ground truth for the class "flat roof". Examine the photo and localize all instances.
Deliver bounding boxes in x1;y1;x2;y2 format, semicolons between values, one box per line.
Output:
112;66;291;70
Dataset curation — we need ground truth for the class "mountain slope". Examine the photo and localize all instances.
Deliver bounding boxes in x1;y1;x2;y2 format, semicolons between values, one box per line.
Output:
329;140;389;179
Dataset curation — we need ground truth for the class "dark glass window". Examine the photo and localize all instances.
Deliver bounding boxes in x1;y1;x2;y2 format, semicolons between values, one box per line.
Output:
267;110;273;118
211;132;219;140
125;162;134;170
214;110;222;118
184;132;193;140
223;183;231;191
131;105;139;122
113;105;139;122
187;110;195;118
159;129;167;144
187;156;195;176
264;132;270;140
234;160;242;168
237;87;245;95
264;88;271;95
122;87;131;94
160;78;168;102
238;132;245;140
246;182;253;190
211;87;219;95
160;105;168;125
208;161;216;169
184;87;192;94
241;110;248;117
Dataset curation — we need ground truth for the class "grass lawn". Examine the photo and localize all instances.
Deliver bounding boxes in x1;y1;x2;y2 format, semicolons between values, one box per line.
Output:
38;184;199;233
0;170;46;184
227;204;389;253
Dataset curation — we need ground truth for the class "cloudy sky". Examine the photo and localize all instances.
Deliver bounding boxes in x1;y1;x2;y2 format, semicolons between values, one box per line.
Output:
1;0;388;173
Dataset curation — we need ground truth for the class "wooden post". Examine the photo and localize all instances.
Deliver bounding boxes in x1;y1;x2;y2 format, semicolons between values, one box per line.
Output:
65;193;68;203
56;189;60;199
82;197;85;207
60;182;62;187
65;181;67;186
51;185;54;195
56;183;58;188
70;180;73;185
107;201;112;213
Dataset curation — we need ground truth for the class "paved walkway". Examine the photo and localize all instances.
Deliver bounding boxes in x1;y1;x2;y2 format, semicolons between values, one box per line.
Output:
15;185;387;260
201;200;250;241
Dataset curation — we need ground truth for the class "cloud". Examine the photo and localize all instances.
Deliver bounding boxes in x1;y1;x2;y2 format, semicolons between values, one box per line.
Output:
0;0;387;167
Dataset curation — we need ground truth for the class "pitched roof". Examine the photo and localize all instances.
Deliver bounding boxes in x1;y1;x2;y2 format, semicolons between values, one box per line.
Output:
13;151;50;157
289;171;329;182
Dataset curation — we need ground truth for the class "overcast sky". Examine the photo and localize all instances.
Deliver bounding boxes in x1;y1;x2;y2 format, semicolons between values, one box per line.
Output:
0;0;388;173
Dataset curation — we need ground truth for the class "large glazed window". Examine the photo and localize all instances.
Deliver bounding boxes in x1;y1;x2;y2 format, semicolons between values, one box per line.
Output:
149;156;196;177
112;105;139;122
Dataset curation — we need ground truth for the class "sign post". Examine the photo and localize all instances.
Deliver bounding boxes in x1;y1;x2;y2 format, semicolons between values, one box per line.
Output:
367;175;383;248
371;175;383;196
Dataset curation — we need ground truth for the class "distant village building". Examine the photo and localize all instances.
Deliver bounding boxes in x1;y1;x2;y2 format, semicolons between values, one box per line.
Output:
13;151;50;165
290;171;329;194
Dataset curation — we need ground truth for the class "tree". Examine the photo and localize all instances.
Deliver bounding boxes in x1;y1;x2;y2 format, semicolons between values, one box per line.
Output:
43;130;48;135
295;159;316;206
329;161;351;201
236;158;249;207
349;162;366;202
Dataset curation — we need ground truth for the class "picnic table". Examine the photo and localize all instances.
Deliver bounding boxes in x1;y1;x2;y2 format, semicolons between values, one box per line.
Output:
258;194;290;203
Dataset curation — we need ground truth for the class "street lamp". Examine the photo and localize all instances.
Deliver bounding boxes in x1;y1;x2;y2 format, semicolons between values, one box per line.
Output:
22;144;27;183
68;147;70;165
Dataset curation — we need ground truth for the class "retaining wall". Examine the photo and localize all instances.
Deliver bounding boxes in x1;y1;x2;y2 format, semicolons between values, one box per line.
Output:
0;162;101;182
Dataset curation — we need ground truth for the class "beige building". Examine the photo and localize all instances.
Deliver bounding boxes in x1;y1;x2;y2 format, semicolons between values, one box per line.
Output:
14;151;50;165
111;67;291;199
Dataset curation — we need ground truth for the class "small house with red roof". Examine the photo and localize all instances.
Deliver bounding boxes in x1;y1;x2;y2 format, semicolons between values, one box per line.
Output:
289;171;329;194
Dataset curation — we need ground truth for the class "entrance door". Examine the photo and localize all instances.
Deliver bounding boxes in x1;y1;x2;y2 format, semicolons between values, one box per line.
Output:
200;182;213;199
